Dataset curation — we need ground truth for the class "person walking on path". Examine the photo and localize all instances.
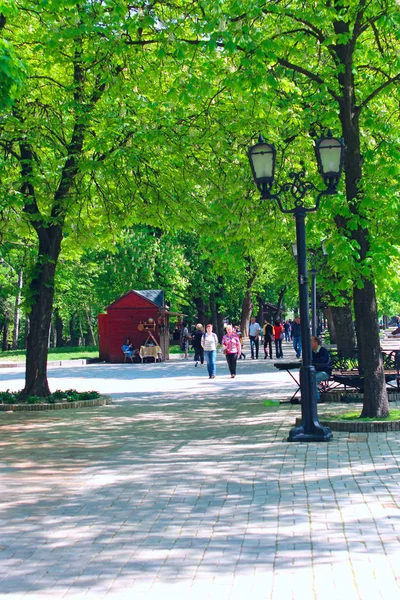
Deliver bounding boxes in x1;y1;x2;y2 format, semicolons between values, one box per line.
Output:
263;319;273;359
311;335;332;402
222;324;242;378
249;316;261;359
273;320;284;359
180;323;190;360
284;320;291;342
201;323;219;379
192;324;204;367
292;316;302;358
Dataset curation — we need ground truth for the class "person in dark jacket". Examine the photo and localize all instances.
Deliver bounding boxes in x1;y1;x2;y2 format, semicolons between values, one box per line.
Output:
311;336;332;401
192;324;204;367
292;316;302;358
263;319;273;359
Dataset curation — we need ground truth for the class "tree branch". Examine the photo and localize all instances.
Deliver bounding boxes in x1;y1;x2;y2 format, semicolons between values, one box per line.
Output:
360;72;400;109
276;58;340;102
28;75;66;89
351;0;368;44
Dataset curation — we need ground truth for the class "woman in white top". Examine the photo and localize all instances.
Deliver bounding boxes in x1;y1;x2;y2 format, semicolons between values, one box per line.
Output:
201;323;219;378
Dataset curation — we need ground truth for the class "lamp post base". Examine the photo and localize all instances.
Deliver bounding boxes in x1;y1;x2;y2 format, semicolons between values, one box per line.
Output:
288;423;332;443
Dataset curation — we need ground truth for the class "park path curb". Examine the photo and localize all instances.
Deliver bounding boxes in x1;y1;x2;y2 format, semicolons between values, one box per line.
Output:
0;395;112;412
295;416;400;432
0;358;97;369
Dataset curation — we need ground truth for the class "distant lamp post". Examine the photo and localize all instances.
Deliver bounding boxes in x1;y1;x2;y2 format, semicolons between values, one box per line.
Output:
248;131;345;443
291;242;328;337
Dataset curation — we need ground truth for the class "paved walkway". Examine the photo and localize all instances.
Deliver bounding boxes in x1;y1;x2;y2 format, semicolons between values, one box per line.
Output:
1;346;400;599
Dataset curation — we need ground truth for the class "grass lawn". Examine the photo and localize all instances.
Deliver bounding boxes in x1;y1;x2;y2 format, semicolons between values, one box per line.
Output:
327;409;400;422
0;346;99;363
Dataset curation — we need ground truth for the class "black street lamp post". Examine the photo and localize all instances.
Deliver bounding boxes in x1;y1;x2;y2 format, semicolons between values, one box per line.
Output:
248;131;345;442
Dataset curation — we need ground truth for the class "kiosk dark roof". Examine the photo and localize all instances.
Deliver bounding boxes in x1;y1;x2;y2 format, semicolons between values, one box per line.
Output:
106;289;165;310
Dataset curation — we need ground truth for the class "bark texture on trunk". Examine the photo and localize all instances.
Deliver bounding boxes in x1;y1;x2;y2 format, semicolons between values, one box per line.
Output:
330;305;356;356
23;226;62;397
240;290;253;338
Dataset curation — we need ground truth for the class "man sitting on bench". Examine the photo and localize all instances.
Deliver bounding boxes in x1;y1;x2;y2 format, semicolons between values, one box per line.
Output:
312;336;332;402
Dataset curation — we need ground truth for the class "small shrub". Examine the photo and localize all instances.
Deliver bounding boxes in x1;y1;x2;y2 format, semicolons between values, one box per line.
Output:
52;390;66;400
27;396;42;404
0;390;19;404
78;391;100;400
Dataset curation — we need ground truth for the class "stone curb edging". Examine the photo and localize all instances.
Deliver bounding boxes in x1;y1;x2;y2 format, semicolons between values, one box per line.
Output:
0;395;112;412
295;416;400;432
0;358;100;369
321;390;400;403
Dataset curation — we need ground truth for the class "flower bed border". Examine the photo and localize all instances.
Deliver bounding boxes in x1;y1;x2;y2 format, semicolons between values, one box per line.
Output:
0;395;112;412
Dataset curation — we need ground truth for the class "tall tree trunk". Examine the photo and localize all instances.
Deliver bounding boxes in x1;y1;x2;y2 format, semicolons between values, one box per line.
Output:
209;292;218;335
354;281;388;417
274;286;286;322
333;14;388;417
2;321;9;351
51;316;57;348
85;310;96;346
240;290;253;338
55;311;64;347
22;226;62;397
330;305;356;357
324;308;337;345
193;297;206;326
69;314;80;347
216;308;224;341
12;269;23;350
256;293;263;325
23;315;29;350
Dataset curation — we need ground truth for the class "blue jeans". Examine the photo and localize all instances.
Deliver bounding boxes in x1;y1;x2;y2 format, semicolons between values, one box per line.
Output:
315;371;329;400
204;350;216;377
293;336;302;358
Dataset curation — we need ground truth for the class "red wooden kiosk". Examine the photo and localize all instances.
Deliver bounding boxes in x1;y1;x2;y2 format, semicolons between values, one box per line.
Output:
98;290;173;363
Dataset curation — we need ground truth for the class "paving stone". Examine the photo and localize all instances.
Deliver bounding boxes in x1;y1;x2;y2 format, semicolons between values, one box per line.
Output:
1;349;400;599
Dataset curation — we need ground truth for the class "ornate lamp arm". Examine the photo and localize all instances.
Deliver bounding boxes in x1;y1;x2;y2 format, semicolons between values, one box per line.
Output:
259;171;336;214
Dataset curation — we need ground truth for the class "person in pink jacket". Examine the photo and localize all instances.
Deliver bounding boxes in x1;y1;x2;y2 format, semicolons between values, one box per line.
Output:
222;324;242;378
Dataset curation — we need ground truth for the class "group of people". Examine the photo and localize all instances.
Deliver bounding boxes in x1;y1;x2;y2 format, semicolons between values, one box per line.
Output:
248;315;302;361
178;314;306;379
187;323;242;379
